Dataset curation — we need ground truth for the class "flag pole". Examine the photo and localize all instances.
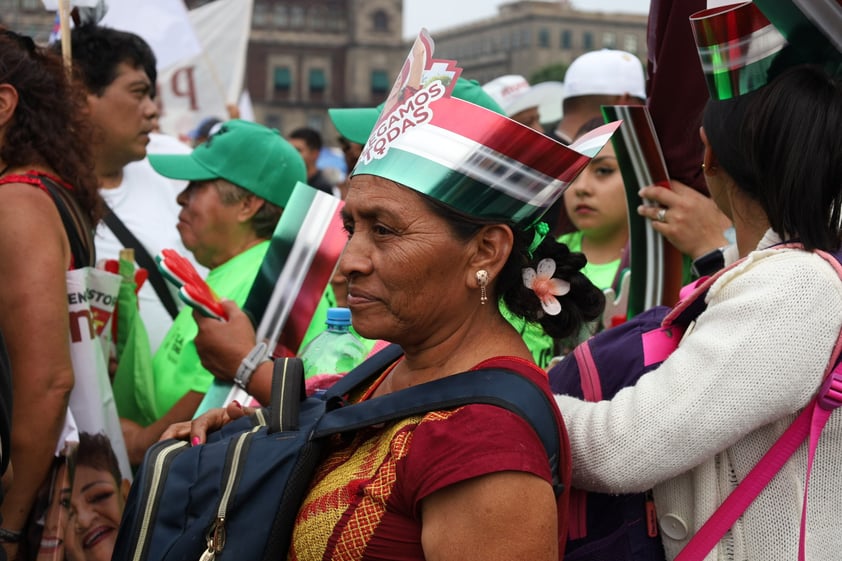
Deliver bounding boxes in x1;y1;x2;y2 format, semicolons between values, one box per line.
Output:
58;0;72;71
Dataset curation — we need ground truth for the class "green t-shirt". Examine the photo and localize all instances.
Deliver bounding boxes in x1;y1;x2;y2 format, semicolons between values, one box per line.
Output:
151;241;269;419
558;230;622;291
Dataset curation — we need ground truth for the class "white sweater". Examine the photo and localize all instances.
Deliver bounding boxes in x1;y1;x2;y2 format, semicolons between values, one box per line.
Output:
555;231;842;561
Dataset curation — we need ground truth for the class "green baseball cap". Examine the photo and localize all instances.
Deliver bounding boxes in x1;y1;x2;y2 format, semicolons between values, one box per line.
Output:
148;119;307;209
328;77;505;145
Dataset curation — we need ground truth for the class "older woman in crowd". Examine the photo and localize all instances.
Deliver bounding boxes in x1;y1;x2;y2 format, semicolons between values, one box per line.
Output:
166;69;616;558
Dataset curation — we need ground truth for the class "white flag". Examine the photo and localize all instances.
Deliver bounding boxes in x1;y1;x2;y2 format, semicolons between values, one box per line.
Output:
156;0;254;139
99;0;202;70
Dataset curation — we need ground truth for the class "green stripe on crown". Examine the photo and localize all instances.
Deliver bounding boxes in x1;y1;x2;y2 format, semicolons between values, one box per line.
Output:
354;147;547;226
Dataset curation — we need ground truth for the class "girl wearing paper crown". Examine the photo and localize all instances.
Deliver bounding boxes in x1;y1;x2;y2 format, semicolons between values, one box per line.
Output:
169;30;619;560
554;3;842;560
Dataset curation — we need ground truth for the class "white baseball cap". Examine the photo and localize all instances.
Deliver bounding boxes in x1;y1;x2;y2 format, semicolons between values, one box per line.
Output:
482;75;565;122
563;49;647;101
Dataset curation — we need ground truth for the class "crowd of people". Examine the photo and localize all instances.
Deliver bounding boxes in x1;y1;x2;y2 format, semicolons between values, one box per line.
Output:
0;0;840;560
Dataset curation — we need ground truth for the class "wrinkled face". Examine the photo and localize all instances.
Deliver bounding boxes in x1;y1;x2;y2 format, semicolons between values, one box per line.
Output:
63;465;127;561
339;176;473;346
86;62;157;168
563;142;628;236
175;180;246;268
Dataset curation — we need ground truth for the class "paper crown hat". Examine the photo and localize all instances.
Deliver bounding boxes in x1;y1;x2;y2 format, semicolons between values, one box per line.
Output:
350;29;620;228
752;0;841;71
690;1;841;101
329;77;505;145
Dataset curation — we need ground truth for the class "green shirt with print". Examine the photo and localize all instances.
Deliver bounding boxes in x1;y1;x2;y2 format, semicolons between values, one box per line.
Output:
151;241;269;418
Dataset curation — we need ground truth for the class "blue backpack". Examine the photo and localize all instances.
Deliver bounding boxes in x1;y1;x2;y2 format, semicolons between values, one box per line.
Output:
549;244;842;561
113;345;566;561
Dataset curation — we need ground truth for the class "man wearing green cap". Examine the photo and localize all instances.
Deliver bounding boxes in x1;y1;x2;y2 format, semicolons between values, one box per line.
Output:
119;119;307;464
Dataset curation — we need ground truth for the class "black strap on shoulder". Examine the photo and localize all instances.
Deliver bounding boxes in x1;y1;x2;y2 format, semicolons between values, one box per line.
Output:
38;176;94;267
267;357;305;434
103;206;179;319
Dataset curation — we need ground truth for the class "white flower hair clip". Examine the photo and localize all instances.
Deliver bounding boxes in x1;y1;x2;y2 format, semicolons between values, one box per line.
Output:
522;258;571;316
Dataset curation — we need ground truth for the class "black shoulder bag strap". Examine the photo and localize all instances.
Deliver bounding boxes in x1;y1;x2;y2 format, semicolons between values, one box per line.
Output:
37;175;95;268
102;205;180;319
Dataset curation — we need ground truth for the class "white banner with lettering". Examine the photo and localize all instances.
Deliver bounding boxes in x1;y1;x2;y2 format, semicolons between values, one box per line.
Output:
156;0;254;138
64;266;132;480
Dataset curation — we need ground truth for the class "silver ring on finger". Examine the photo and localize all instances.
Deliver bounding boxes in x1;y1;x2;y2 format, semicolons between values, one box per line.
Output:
656;207;667;223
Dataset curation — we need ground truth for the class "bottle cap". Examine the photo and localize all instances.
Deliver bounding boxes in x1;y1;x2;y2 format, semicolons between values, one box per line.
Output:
326;307;352;327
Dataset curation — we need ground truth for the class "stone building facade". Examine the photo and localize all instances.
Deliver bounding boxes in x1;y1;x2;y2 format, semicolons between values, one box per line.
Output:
430;1;648;85
2;0;647;141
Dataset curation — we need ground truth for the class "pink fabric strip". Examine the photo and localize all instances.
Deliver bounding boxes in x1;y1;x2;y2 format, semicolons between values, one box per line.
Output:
575;343;603;402
641;326;683;367
674;402;816;561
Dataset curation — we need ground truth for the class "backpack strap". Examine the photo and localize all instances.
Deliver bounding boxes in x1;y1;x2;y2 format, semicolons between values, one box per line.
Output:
676;245;842;561
306;345;563;495
314;365;564;496
2;173;95;268
103;205;180;320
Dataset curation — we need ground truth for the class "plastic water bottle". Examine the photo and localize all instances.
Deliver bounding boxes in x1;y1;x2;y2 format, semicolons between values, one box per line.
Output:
299;307;367;379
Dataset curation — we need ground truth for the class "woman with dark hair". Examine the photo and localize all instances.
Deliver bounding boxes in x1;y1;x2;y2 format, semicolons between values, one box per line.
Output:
163;70;615;558
554;4;842;560
0;28;101;559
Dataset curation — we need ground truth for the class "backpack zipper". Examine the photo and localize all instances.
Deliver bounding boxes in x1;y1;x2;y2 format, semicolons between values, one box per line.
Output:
200;426;261;560
132;440;189;561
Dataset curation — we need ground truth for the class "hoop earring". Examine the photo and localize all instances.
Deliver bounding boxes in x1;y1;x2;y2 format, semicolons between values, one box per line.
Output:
476;270;488;304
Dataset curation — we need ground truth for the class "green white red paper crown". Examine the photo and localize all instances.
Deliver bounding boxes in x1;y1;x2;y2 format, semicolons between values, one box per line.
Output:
351;29;620;229
691;1;841;101
690;2;789;101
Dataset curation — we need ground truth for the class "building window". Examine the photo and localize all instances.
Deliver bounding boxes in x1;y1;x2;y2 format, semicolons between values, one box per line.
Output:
371;70;390;95
274;67;292;92
538;29;550;48
266;113;282;131
624;34;639;54
309;6;327;30
307;115;323;131
521;29;530;47
583;32;594;50
309;68;326;93
290;5;305;28
272;4;288;27
372;10;389;32
252;2;268;26
602;32;616;48
560;30;572;49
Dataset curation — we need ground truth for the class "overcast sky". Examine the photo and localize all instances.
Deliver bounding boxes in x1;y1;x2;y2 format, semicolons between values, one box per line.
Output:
404;0;652;39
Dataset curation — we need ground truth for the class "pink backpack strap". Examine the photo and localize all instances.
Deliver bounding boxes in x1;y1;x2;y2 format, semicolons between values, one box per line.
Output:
566;342;604;540
677;246;842;561
574;342;603;402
